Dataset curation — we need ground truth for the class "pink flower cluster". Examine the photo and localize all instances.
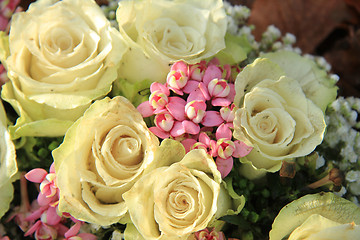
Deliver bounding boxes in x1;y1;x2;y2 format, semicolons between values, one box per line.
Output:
0;0;21;31
138;59;252;178
9;164;96;240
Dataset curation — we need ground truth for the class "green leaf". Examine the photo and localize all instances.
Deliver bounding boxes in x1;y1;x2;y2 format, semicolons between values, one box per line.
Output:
214;33;252;65
111;78;152;107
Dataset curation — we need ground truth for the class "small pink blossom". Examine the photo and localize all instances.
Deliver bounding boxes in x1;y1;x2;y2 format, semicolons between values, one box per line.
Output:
154;111;174;132
25;220;58;240
220;104;236;123
189;60;207;81
195;228;225;240
25;164;59;207
207;79;230;98
185;100;206;124
166;61;189;95
216;138;236;159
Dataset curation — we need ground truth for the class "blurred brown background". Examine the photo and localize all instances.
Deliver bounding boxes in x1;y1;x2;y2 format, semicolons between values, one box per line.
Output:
20;0;360;97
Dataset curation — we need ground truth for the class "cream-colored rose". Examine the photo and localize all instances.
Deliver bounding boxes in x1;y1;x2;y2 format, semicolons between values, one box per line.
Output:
270;193;360;240
53;96;159;226
260;51;338;112
123;139;222;240
233;58;326;178
116;0;226;83
0;101;17;218
1;0;128;138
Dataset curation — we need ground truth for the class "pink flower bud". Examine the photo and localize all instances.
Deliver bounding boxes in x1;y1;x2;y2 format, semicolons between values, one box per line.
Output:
167;61;189;94
195;228;225;240
149;90;169;110
207;78;230;98
154;112;174;132
40;173;57;198
185;100;206;123
220;104;236;122
189;60;207;81
216;138;236;159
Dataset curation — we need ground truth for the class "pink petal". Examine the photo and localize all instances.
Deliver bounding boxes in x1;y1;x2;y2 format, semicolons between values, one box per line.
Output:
183;80;199;94
202;111;224;127
171;61;189;74
37;193;53;206
25;206;48;222
198;82;211;100
187;88;207;103
181;139;197;153
150;82;169;96
216;157;233;178
45;207;61;226
24;220;42;237
64;222;82;238
216;123;232;140
226;83;236;103
233;141;253;158
137;101;154;117
149;127;170;139
25;168;48;183
49;163;55;173
56;224;70;237
183;120;200;135
170;121;186;137
199;132;211;146
211;97;231;107
223;64;231;80
169;86;184;95
209;140;218;157
166;97;186;121
203;64;222;86
77;233;98;240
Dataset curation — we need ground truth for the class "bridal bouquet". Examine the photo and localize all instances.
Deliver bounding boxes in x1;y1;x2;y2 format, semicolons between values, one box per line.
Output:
0;0;359;239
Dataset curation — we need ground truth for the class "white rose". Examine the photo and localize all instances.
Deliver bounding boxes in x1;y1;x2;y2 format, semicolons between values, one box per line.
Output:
270;192;360;240
233;58;326;178
116;0;227;83
1;0;128;138
123;139;222;240
53;96;159;226
260;51;338;112
0;101;17;218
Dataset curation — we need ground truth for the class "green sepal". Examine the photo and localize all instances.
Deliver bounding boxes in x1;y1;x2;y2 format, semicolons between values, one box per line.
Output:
111;78;152;107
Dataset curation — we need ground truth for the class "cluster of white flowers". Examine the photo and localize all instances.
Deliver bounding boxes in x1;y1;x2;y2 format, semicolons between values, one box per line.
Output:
322;97;360;204
223;1;251;35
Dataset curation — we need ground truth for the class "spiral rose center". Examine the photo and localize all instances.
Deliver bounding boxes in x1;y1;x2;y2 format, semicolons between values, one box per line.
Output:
45;27;78;53
144;18;204;58
112;137;139;161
